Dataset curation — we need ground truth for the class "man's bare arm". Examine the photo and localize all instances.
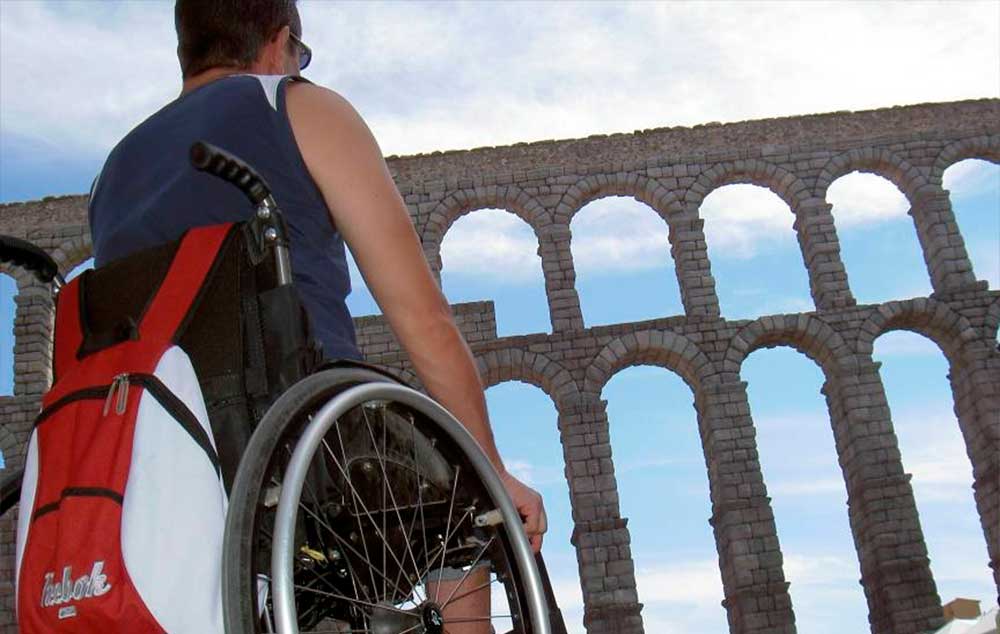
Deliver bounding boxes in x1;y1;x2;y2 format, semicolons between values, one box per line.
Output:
284;82;507;472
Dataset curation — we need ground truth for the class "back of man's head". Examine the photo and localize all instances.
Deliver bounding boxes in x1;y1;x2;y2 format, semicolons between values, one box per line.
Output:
175;0;300;79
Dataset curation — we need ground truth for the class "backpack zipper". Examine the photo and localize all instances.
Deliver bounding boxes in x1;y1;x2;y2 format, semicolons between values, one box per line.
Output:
35;373;221;478
102;373;130;416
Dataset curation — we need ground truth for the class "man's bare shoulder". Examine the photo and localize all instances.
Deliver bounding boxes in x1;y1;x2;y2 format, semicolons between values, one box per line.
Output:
285;81;363;129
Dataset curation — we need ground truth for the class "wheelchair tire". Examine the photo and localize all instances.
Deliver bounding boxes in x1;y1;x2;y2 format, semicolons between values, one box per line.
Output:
222;368;551;634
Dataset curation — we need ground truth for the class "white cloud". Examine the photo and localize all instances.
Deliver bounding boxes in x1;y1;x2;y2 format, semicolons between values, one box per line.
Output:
943;159;1000;197
440;209;541;283
571;197;672;275
3;1;998;175
783;553;859;585
893;409;977;503
634;558;725;605
769;477;844;497
700;184;795;259
502;458;566;489
873;331;943;358
0;2;179;157
827;172;910;229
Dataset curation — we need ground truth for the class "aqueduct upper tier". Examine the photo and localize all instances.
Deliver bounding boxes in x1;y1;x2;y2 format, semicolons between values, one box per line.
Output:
1;98;998;634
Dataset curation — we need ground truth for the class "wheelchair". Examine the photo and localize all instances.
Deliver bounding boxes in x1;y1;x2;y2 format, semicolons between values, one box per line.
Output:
0;142;563;634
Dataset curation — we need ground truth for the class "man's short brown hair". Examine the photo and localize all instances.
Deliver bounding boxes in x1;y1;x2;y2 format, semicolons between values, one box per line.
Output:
175;0;301;78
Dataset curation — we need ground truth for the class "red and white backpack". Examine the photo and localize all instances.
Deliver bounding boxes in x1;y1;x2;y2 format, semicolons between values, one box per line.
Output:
15;224;233;633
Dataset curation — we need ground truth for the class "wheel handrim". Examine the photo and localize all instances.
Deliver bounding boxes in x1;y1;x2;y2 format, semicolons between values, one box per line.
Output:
260;382;550;634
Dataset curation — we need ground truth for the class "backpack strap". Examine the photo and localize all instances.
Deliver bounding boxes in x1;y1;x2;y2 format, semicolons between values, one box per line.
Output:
51;276;84;382
138;224;233;345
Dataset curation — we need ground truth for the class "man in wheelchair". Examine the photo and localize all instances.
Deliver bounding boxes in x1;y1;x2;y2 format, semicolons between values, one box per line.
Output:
52;0;552;632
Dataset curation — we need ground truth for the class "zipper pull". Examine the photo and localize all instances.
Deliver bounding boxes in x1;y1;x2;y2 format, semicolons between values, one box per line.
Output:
102;374;129;416
116;374;130;415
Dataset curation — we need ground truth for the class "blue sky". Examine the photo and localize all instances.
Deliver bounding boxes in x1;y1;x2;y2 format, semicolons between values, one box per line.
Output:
1;2;998;632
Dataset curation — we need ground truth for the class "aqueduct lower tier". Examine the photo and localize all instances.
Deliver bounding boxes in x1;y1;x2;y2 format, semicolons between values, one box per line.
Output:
1;98;998;634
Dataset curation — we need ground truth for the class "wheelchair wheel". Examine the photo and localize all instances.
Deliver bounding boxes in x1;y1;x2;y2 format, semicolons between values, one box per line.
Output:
222;368;551;634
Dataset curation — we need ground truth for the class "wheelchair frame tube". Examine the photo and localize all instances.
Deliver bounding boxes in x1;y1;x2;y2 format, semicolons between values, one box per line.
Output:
271;382;552;634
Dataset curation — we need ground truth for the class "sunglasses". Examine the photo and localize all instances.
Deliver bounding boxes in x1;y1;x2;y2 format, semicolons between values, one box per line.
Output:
289;31;312;71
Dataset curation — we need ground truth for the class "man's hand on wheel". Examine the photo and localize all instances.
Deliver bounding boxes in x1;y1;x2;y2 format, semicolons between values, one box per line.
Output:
498;470;547;553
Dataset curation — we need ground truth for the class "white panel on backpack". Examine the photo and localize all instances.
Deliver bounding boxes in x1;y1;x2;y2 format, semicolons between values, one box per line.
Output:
14;431;39;614
121;346;227;634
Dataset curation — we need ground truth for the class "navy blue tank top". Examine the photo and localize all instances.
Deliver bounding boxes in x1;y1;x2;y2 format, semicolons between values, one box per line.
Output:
89;74;363;361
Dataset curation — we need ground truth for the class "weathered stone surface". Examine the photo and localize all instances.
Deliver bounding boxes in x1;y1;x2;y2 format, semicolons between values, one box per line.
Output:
2;98;998;634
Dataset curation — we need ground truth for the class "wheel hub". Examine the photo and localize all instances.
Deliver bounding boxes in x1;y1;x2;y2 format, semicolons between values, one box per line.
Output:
422;603;445;634
368;600;445;634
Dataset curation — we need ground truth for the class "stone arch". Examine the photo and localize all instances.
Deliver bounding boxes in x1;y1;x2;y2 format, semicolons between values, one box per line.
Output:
987;297;1000;345
856;298;981;367
582;329;714;397
556;173;718;318
727;315;944;631
819;150;979;295
688;161;823;317
930;135;1000;187
815;147;929;202
862;297;1000;600
0;425;19;472
421;185;550;271
476;348;579;409
8;262;56;397
723;314;854;379
553;173;684;226
685;159;811;213
50;230;93;278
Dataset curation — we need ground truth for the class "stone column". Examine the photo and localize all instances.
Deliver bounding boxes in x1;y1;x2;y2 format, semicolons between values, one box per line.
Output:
423;240;444;288
559;397;643;634
792;199;855;310
539;224;585;333
909;187;977;294
668;217;721;318
12;275;56;398
701;380;795;634
948;352;1000;595
0;506;17;632
823;359;943;634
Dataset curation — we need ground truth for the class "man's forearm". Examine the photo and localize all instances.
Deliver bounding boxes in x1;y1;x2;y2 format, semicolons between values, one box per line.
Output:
400;313;507;475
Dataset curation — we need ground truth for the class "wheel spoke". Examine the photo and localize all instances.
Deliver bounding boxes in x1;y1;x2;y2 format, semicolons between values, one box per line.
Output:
393;415;429;604
326;416;421;602
295;472;414;603
435;464;461;603
412;413;430;574
328;426;383;600
444;615;510;623
317;438;372;605
242;379;536;634
438;575;497;607
416;510;472;585
361;406;425;600
378;409;387;600
440;536;495;608
292;584;413;615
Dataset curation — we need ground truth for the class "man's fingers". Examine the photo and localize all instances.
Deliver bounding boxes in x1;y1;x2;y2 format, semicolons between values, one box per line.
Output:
520;498;545;537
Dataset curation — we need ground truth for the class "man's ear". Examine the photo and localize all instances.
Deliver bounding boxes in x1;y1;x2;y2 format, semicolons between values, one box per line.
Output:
272;24;291;46
259;24;291;70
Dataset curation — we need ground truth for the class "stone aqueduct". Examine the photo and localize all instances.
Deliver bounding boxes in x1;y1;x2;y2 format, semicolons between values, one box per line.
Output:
0;98;997;634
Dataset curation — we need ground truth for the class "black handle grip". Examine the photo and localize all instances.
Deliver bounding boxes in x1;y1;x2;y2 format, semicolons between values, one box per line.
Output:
535;552;569;634
189;141;272;206
1;467;22;516
0;235;63;285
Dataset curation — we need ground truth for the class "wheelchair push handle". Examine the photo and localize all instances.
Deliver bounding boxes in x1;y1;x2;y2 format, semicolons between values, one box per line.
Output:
0;234;65;288
189;141;293;286
190;141;273;207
